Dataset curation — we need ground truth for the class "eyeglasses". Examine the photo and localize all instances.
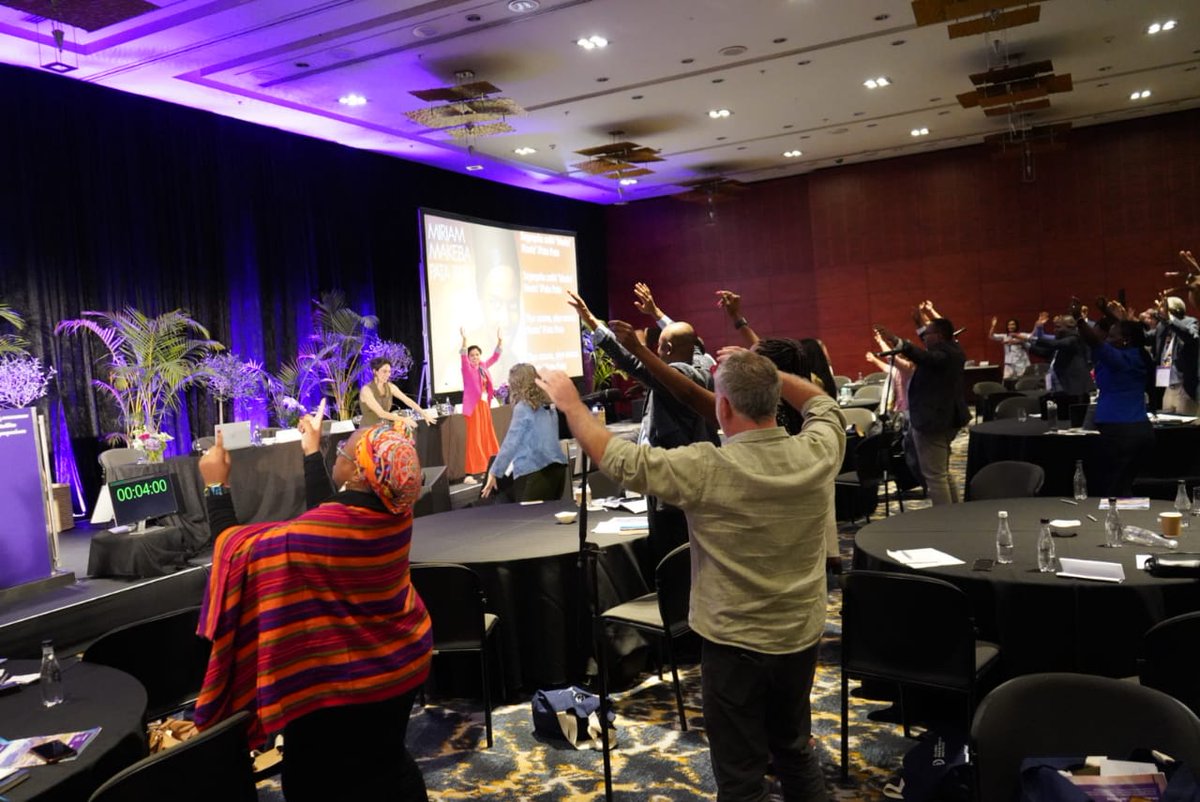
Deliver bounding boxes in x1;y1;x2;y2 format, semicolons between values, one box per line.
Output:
336;442;353;462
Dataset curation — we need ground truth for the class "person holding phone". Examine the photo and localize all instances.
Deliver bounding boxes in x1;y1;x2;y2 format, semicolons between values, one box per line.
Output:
460;326;502;483
195;409;431;802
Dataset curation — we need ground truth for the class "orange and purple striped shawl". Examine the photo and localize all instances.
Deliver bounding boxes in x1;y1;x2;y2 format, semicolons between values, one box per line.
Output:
194;501;432;742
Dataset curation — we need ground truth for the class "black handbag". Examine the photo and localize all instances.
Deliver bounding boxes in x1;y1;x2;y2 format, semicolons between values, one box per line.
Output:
531;686;616;750
1145;552;1200;578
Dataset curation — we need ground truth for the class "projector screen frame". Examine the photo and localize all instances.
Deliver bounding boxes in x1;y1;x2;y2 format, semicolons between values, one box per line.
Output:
417;208;584;403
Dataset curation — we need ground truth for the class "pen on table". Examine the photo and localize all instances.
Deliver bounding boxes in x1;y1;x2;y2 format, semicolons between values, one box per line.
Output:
1058;498;1079;505
1087;514;1098;522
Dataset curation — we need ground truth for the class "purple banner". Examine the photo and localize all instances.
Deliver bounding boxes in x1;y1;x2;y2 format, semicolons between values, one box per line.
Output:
0;407;52;590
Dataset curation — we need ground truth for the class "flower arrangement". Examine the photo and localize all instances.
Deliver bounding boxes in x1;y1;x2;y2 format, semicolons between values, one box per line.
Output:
0;353;56;409
360;336;414;384
197;353;268;423
129;428;174;464
494;383;510;404
582;327;627;392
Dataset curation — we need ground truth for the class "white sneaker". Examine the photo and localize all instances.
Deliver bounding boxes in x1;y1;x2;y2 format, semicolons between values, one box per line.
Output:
463;475;479;485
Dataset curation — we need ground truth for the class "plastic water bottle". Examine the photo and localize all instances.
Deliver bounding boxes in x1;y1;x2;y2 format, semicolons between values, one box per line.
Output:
1045;400;1057;429
40;640;64;707
1104;498;1123;548
1072;460;1087;501
995;510;1014;564
1175;481;1190;528
1036;518;1056;573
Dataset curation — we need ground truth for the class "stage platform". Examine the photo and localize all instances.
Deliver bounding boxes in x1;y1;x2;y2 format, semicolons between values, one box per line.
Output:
0;479;485;659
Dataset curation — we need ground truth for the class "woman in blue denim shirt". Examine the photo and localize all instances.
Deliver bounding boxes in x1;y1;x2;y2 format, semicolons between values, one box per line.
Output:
482;364;569;502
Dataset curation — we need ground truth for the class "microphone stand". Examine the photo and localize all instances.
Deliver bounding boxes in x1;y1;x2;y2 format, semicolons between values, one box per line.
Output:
576;454;614;802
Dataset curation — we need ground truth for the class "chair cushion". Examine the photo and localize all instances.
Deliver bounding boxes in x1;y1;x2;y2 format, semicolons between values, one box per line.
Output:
602;593;663;629
431;613;499;653
835;470;858;484
975;641;1001;675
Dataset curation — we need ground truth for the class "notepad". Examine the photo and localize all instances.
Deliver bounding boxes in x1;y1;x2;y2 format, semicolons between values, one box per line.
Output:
885;548;964;568
1097;498;1151;510
1056;558;1125;583
592;517;649;535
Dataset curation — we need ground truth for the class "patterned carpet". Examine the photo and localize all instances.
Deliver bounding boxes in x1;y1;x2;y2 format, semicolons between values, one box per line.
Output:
255;430;969;801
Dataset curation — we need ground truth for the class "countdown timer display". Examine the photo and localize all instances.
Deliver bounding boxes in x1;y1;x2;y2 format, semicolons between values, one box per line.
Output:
108;472;181;527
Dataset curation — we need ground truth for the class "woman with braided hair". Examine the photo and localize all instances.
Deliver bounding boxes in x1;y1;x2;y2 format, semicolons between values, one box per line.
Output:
196;416;431;801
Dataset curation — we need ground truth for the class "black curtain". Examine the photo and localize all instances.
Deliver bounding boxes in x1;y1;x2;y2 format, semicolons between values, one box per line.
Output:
0;63;607;503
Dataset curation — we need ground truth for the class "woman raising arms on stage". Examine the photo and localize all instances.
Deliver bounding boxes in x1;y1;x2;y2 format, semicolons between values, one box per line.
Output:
360;357;436;429
461;326;502;483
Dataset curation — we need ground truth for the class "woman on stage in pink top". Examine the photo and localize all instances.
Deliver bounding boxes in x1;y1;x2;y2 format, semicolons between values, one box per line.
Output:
460;326;502;483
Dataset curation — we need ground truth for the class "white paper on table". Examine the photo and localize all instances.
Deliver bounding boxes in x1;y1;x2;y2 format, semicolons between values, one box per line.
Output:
1135;554;1153;570
1049;519;1081;528
885;548;965;568
1097;498;1151;510
1150;413;1198;424
1085;757;1161;776
1056;558;1125;583
592;516;649;534
617;498;648;514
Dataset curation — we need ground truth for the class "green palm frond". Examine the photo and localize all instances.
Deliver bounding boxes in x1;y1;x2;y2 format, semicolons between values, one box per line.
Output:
0;302;29;355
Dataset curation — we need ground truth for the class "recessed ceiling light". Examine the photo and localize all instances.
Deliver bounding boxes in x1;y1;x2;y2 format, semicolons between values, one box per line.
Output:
338;93;367;106
576;35;608;49
1130;89;1152;100
864;76;891;89
1147;20;1177;34
618;178;638;186
720;45;748;57
513;147;537;156
507;0;539;12
783;150;803;158
466;164;485;171
412;24;438;38
708;108;732;119
910;127;930;137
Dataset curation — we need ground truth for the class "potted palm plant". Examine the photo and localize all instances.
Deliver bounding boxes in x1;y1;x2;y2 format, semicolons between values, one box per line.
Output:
301;291;378;421
56;308;223;460
0;301;29;355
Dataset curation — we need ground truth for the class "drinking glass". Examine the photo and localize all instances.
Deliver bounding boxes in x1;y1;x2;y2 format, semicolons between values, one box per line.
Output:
1192;487;1200;519
1017;408;1028;423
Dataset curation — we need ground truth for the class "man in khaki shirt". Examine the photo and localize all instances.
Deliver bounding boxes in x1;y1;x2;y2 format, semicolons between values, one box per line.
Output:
538;346;845;802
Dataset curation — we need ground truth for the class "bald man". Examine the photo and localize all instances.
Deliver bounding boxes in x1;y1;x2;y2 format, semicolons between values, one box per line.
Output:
568;290;719;567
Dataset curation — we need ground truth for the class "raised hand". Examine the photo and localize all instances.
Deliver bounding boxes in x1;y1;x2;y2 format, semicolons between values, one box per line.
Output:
609;319;641;352
566;289;599;330
1036;311;1050;327
873;325;899;347
199;429;232;486
496;327;503;345
632;282;662;319
715;290;742;321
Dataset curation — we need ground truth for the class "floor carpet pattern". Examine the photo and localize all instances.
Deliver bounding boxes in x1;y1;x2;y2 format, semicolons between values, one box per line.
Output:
255;428;969;800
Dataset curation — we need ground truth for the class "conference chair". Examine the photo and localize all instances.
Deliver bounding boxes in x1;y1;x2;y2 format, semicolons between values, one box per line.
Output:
971;381;1006;422
853;384;883;402
98;447;142;481
87;711;256;802
841;571;1000;782
595;543;692;730
413;466;451;517
968;460;1045;500
840;407;876;437
1014;375;1045;391
81;606;211;722
834;375;852;389
1139;611;1200;718
835;433;896;523
993;395;1041;420
971;673;1200;802
980;390;1021;421
409;563;502;748
863;371;888;384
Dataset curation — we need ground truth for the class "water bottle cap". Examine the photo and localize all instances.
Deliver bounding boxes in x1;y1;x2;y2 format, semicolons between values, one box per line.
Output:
998;510;1008;518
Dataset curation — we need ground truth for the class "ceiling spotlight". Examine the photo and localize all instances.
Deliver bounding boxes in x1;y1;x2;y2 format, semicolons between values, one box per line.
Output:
910;127;930;137
576;35;608;50
1130;89;1152;100
507;0;539;12
513;147;537;156
708;108;732;119
864;76;891;89
1147;20;1176;34
618;178;638;186
338;93;367;106
783;150;803;158
466;164;485;171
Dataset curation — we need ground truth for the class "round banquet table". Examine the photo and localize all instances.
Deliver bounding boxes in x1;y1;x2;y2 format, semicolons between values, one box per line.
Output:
0;661;147;802
965;418;1200;499
853;498;1200;678
410;499;650;695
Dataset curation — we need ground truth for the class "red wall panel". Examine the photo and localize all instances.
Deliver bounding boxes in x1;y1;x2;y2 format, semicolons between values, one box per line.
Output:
605;110;1200;378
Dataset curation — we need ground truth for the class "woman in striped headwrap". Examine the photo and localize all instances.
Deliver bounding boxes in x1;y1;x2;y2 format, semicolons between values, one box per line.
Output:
196;415;431;802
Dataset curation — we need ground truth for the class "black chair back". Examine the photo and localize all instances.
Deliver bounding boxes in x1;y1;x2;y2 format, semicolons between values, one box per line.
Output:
971;673;1200;802
655;544;691;639
993;395;1040;419
410;563;487;652
969;460;1045;500
1014;375;1045;390
842;571;978;691
82;607;211;721
981;391;1022;421
87;711;256;802
1139;611;1200;717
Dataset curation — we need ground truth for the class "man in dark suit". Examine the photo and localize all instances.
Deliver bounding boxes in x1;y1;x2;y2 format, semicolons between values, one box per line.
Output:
874;317;968;505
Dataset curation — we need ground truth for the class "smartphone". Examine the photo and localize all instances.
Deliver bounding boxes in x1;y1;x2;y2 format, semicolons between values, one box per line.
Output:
972;558;995;572
30;740;77;764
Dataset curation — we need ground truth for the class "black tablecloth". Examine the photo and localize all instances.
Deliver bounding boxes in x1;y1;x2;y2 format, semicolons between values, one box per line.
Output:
410;500;649;693
86;525;190;578
0;661;147;802
853;498;1200;677
965;419;1200;498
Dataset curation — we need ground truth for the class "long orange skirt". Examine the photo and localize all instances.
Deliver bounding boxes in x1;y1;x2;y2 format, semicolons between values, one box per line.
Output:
464;399;499;475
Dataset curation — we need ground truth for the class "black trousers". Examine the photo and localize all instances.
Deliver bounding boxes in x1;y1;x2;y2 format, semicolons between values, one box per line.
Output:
282;689;427;802
1096;420;1155;497
701;638;827;802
